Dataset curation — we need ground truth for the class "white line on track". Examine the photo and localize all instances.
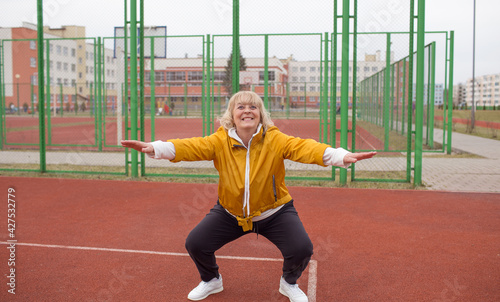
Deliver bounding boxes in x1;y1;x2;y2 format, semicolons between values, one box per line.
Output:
0;241;318;301
307;259;318;302
356;130;377;150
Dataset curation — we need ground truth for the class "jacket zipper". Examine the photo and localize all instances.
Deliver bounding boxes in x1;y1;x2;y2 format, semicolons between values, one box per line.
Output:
272;175;277;202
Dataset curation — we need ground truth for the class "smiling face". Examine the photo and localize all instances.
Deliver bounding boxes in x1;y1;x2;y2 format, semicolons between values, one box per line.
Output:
232;102;261;134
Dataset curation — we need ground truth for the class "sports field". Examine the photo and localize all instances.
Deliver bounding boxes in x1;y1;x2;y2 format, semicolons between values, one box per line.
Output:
1;176;499;301
3;116;383;152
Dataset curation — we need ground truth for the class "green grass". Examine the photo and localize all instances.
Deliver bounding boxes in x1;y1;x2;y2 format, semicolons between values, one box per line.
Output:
356;120;444;152
433;109;500;140
435;109;500;123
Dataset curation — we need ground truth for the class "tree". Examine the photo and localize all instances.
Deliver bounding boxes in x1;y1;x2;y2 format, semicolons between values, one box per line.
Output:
222;49;247;97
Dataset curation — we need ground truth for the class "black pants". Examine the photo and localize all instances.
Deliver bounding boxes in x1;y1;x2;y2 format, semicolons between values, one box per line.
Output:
185;201;313;284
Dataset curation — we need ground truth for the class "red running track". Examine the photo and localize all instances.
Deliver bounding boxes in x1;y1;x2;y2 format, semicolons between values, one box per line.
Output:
1;176;499;301
435;115;500;129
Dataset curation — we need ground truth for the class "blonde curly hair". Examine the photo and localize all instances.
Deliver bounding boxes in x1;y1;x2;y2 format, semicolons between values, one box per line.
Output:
219;91;274;131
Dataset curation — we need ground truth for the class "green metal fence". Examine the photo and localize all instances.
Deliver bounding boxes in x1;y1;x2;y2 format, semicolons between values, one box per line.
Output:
0;0;454;186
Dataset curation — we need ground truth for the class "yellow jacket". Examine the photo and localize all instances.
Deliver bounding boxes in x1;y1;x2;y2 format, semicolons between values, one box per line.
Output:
168;125;329;231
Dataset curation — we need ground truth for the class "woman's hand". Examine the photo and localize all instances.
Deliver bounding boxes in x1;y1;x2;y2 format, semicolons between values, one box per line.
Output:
343;151;377;164
121;140;154;154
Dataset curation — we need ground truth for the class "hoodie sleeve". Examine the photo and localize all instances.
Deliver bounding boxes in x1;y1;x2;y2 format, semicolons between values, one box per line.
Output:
322;147;351;168
148;141;176;160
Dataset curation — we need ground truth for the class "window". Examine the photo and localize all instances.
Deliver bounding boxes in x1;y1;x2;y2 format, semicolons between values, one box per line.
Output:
213;71;225;81
30;57;37;67
291;86;298;92
31;74;38;85
64;79;68;86
167;71;185;81
214;71;225;81
310;67;316;72
372;67;378;72
259;71;275;82
56;45;61;54
299;86;305;92
188;71;203;81
63;63;68;71
71;48;76;57
30;41;36;49
310;76;316;82
71;64;76;72
71;79;76;87
63;47;68;56
291;76;298;82
292;67;298;72
56;62;62;70
299;76;306;82
310;86;316;92
155;71;165;82
300;67;306;72
364;66;370;72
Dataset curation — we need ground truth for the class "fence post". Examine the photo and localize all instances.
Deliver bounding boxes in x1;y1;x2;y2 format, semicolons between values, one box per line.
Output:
414;0;426;186
45;41;52;146
97;37;103;152
384;33;391;151
150;37;155;142
406;0;415;183
139;0;145;177
321;32;329;144
446;31;454;155
264;34;269;109
339;0;351;185
232;0;240;93
37;0;46;172
428;42;436;148
129;0;139;178
350;0;358;181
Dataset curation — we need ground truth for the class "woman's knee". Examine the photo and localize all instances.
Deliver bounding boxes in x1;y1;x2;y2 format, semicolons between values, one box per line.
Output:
185;228;205;253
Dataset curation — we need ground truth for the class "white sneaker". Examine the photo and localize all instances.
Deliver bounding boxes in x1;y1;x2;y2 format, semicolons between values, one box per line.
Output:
279;276;308;302
187;275;223;301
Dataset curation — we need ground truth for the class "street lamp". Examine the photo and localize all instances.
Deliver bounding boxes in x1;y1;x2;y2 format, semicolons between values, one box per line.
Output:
15;74;21;115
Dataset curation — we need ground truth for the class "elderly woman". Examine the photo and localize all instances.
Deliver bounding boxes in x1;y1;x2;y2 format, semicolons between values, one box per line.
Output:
121;91;376;302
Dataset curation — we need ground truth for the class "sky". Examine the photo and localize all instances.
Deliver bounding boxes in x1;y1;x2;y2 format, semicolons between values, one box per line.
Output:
0;0;499;84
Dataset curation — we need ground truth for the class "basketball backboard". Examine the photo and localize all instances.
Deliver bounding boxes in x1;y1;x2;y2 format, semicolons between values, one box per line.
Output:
113;25;167;58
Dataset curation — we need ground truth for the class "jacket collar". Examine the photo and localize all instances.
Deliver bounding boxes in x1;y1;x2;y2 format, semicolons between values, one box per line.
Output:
228;124;263;147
